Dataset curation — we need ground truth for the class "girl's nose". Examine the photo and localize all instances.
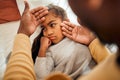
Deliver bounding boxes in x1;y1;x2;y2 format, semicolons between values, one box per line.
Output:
47;29;53;36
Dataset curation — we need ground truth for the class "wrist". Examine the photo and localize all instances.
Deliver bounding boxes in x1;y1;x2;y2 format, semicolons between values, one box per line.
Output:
17;26;30;37
88;33;96;45
38;48;47;57
18;31;30;37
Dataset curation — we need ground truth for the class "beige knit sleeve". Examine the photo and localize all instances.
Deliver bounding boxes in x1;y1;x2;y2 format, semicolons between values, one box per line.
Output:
4;34;36;80
89;38;111;63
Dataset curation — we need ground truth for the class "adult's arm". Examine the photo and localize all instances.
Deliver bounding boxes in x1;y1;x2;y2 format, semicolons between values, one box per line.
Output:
4;1;48;79
4;34;36;80
61;21;111;63
89;38;111;63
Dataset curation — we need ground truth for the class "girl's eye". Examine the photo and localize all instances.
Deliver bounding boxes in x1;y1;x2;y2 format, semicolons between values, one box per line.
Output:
50;23;56;27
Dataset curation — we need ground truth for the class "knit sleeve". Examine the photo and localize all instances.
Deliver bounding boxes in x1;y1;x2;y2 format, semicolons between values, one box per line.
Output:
63;43;91;79
70;44;92;78
4;34;36;80
34;56;54;79
89;38;111;63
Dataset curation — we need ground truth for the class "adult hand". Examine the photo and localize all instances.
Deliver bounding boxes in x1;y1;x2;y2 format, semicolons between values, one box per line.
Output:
61;21;96;45
18;1;48;37
38;37;51;57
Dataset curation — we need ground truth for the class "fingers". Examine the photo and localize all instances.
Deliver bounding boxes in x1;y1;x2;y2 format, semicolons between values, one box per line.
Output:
62;31;73;40
31;6;48;14
41;37;51;46
31;6;48;24
32;8;48;18
61;21;77;33
36;10;48;20
63;21;76;28
24;1;30;13
31;6;48;19
38;17;45;23
61;23;72;35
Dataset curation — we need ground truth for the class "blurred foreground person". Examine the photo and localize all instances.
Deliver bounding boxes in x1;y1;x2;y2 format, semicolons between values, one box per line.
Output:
66;0;120;80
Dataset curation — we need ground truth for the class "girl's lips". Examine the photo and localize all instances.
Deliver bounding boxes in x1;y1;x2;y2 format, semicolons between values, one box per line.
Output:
49;36;56;40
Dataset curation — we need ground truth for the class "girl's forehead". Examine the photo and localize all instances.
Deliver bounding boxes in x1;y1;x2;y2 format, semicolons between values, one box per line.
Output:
45;12;62;21
48;11;58;17
41;14;62;26
48;10;62;18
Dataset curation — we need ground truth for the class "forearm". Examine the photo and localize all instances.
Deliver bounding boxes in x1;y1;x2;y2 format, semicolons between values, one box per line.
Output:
4;34;36;80
89;38;111;63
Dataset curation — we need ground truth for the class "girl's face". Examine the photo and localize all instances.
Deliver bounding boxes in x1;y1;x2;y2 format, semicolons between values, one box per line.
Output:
41;12;64;44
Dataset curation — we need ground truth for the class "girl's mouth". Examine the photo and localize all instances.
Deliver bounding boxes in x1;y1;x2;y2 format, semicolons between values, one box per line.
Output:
49;36;56;40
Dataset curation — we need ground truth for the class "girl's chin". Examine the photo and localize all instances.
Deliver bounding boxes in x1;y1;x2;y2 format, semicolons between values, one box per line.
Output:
52;41;60;44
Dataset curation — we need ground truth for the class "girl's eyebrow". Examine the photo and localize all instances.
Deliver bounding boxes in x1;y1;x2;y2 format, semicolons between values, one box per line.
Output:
41;20;56;28
47;20;56;25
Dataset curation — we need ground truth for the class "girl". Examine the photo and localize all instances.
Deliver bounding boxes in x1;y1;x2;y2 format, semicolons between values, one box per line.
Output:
32;4;92;80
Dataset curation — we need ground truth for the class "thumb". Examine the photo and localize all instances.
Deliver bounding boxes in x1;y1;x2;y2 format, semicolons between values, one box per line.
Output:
24;1;30;13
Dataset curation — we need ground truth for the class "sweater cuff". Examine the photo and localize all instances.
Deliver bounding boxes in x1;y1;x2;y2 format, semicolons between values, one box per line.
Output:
36;57;47;62
16;33;29;40
88;38;101;63
88;38;111;63
89;38;100;50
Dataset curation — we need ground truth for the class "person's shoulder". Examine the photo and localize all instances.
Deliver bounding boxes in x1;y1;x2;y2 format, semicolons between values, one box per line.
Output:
74;42;91;57
75;42;88;49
